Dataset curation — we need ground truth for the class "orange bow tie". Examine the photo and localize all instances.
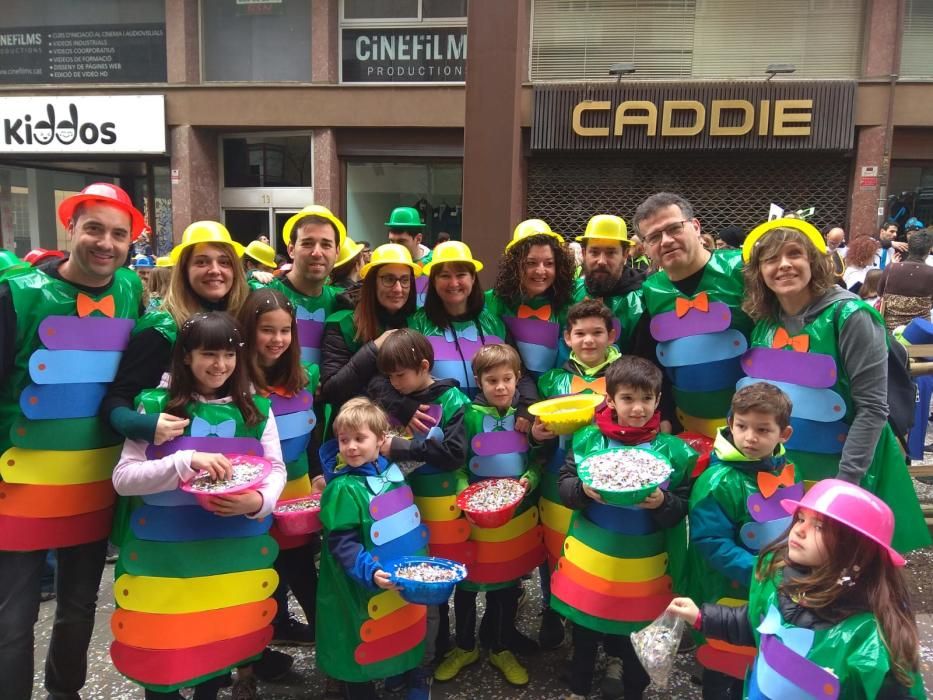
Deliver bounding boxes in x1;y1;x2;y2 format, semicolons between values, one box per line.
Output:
771;327;809;352
571;375;607;396
674;291;709;318
76;293;115;318
757;463;796;499
517;304;551;321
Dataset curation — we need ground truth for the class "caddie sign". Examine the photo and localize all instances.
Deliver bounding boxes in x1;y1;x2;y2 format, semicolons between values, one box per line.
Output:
0;95;166;154
532;81;856;151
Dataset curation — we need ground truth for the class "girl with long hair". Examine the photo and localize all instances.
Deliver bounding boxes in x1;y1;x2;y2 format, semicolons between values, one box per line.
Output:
110;311;286;700
667;479;925;699
739;219;929;553
841;235;879;292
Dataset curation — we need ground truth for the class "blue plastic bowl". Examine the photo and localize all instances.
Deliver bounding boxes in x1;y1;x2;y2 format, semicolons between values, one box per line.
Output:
387;556;467;606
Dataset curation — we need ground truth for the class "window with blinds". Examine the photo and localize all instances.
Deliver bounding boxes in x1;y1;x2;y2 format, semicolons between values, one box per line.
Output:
901;0;933;78
530;0;865;81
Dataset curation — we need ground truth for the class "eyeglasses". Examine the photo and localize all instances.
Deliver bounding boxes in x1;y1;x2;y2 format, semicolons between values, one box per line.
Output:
377;274;412;289
642;220;691;247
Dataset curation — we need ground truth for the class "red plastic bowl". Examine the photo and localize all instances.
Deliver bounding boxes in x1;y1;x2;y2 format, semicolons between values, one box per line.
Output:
273;496;322;536
180;454;272;510
456;478;524;529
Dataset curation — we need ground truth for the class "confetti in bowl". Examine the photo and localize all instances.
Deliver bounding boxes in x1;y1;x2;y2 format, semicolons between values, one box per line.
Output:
456;478;525;528
578;447;673;506
180;454;271;510
388;556;467;605
273;495;322;536
528;394;605;435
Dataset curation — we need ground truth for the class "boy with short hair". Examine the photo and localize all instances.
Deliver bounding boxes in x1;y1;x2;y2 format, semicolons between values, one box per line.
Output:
317;398;428;700
551;356;697;700
534;298;620;648
435;344;544;687
687;381;798;700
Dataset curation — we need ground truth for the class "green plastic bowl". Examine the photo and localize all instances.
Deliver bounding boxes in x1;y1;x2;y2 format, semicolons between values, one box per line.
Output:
578;447;673;506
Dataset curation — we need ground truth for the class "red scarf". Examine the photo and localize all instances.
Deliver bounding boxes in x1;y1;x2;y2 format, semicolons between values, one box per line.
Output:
594;404;661;445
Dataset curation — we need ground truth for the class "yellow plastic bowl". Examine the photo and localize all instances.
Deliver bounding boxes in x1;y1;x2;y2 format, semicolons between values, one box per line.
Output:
528;394;605;435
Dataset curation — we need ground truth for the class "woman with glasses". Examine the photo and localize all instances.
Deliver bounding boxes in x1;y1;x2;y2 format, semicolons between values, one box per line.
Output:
319;243;419;413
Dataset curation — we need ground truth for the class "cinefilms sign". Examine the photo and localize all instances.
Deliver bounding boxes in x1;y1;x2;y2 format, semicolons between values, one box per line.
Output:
342;27;466;83
0;95;166;154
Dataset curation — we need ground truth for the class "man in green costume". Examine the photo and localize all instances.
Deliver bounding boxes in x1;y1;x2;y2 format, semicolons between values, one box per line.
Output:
386;206;433;267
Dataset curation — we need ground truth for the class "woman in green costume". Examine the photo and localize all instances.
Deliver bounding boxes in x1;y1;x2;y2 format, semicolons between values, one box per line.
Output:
739;219;930;554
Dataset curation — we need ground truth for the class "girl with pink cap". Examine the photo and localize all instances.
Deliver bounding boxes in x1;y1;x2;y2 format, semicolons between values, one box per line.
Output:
667;479;925;699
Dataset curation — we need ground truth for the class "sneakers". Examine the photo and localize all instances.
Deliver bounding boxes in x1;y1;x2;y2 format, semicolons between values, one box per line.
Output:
538;608;565;650
434;646;479;682
271;616;315;646
600;655;624;700
384;672;407;693
406;667;433;700
488;650;529;686
252;648;293;682
231;675;258;700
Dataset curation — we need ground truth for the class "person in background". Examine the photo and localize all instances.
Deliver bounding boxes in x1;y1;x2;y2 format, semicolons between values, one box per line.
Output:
132;228;154;260
329;236;365;301
823;225;848;287
145;265;172;313
132;255;154;285
878;229;933;330
875;221;907;269
257;235;271;245
716;225;746;251
386;207;433;267
435;232;451;247
859;268;883;310
626;235;652;273
700;233;716;252
358;240;372;266
842;236;879;293
243;240;278;280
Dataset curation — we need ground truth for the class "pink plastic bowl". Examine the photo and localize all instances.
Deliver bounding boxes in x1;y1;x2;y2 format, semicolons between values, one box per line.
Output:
180;454;272;510
273;495;322;536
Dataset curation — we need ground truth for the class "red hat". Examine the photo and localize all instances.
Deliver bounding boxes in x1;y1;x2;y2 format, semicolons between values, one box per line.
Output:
58;183;147;240
24;248;65;266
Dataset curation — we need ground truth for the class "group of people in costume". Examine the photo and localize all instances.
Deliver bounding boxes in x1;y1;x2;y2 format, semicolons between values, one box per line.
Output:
0;185;927;700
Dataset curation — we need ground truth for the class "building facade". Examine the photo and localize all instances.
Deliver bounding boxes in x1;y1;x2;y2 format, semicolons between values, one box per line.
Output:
0;0;931;279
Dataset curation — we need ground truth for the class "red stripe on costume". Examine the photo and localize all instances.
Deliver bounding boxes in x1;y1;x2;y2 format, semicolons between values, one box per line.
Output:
354;613;427;665
0;507;113;550
551;571;672;622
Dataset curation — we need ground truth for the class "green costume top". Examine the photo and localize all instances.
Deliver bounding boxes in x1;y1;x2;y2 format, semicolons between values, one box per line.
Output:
743;299;930;554
642;249;751;437
743;553;926;699
486;289;570;375
457;402;544;592
132;307;178;344
408;305;507;397
571;276;645;352
549;426;695;635
257;277;340;365
0;265;141;552
316;455;427;682
111;390;276;693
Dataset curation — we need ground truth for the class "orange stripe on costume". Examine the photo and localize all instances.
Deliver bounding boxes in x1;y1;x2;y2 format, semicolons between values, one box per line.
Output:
0;480;114;518
554;558;673;598
474;527;542;564
360;603;426;643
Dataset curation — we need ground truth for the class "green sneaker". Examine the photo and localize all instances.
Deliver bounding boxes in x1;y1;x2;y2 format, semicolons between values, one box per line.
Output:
488;650;529;686
434;646;479;682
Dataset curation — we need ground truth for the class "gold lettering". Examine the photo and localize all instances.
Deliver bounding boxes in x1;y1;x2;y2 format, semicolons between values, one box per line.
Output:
613;101;658;136
572;101;611;137
773;99;813;136
758;100;770;136
661;100;706;136
710;100;754;136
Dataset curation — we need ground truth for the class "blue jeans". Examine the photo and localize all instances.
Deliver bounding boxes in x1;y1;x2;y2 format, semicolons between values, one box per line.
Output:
0;538;108;700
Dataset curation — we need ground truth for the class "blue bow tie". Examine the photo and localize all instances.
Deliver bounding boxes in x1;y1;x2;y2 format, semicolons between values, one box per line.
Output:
482;414;515;432
444;325;479;343
296;307;326;322
366;463;405;493
190;416;237;438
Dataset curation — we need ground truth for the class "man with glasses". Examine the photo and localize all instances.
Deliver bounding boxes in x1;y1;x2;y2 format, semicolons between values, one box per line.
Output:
632;192;752;439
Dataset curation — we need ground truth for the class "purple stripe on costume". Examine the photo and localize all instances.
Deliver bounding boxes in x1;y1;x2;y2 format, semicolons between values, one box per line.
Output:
369;485;415;520
503;316;559;347
741;348;837;389
39;316;134;351
747;482;804;523
297;320;324;351
471;430;529;456
758;634;839;699
649;303;732;342
145;436;263;460
269;390;313;415
428;336;466;361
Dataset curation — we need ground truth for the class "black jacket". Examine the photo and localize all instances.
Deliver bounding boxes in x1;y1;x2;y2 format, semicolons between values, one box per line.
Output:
382;379;467;472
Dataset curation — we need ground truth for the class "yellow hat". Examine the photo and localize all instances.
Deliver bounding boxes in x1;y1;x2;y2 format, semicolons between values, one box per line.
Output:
155;255;173;268
170;221;245;264
742;218;827;263
576;214;631;245
359;243;422;279
281;205;347;248
421;240;484;276
505;219;563;252
244;240;277;269
334;236;365;270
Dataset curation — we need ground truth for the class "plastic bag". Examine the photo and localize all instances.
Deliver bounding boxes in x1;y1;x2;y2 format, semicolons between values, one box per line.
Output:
631;611;685;689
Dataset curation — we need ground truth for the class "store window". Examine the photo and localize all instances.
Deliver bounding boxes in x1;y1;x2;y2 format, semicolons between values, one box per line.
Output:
222;135;313;188
0;0;166;84
201;0;312;82
341;0;467;83
346;161;462;246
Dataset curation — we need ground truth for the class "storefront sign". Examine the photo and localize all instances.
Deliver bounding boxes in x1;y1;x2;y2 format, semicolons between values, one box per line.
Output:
0;95;166;154
532;81;855;151
0;23;166;84
342;27;466;83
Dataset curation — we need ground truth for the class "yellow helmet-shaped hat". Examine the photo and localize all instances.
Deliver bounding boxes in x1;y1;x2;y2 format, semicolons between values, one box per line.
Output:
421;240;484;276
170;221;245;264
576;214;630;245
505;219;563;252
359;243;422;279
281;205;347;248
